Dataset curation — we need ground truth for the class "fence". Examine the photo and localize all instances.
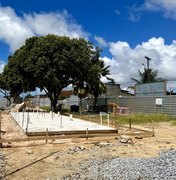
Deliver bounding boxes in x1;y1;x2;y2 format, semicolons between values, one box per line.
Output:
0;98;11;108
97;95;176;116
22;96;176;116
1;95;176;116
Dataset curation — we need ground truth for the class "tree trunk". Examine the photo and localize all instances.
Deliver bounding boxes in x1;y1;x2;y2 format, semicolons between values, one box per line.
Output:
6;97;11;106
80;97;82;115
48;90;60;113
13;95;19;104
94;96;98;107
50;98;53;112
4;95;11;106
51;98;58;113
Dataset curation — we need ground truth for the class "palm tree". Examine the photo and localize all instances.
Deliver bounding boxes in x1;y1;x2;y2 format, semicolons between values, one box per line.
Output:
74;47;113;111
89;60;113;107
132;67;162;84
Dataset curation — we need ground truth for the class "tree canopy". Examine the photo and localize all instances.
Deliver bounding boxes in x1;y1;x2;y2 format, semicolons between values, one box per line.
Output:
132;67;162;84
2;35;111;111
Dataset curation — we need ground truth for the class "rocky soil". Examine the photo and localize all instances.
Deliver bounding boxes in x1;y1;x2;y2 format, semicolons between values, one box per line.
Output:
1;113;176;179
63;149;176;179
0;152;6;179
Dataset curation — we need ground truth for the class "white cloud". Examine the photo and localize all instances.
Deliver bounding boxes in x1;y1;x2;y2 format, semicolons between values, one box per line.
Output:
0;6;88;52
0;60;6;73
0;6;33;52
94;36;108;47
128;12;141;22
144;0;176;19
24;10;87;38
102;37;176;85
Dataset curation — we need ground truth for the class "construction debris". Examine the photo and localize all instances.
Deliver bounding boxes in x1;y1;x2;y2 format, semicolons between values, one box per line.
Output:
11;101;46;112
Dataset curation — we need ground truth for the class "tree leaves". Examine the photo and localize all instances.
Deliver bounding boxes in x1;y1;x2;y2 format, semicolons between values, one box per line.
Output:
2;35;112;111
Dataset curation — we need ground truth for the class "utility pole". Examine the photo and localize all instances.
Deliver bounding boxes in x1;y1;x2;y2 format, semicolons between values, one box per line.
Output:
144;56;151;83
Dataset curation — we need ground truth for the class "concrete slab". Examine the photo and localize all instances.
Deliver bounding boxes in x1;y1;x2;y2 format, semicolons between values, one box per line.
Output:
11;112;114;132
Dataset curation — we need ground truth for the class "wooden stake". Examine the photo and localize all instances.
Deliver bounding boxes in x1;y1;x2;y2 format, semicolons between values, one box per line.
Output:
70;114;73;121
86;128;88;140
129;118;132;131
152;120;155;136
88;113;90;121
46;128;48;143
22;109;25;127
100;113;102;125
0;113;2;148
26;114;29;133
60;115;63;127
107;114;110;127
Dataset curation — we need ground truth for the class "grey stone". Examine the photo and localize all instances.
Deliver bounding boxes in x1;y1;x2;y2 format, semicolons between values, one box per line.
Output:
119;135;133;143
62;149;176;180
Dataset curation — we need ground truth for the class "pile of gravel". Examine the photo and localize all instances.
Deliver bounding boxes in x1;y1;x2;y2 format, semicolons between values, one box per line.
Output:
63;149;176;180
0;152;6;179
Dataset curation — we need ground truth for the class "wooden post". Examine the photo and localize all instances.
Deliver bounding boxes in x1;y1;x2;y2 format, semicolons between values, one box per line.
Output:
0;113;2;148
115;120;119;133
70;114;73;121
86;128;88;140
50;111;53;121
36;110;38;118
100;113;102;125
129;118;132;131
26;113;29;133
60;115;63;127
22;108;25;127
107;114;110;127
88;113;90;121
27;110;30;123
46;128;48;143
152;120;155;136
17;110;20;123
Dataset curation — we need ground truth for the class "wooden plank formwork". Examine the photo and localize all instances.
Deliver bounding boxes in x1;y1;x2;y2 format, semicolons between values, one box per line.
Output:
0;129;154;146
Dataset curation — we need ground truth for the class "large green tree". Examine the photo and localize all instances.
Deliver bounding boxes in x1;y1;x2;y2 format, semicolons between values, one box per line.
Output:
4;35;109;112
3;38;38;103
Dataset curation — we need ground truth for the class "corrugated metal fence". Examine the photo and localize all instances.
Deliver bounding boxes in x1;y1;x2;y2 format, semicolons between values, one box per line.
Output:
0;95;175;116
119;96;176;116
98;96;176;116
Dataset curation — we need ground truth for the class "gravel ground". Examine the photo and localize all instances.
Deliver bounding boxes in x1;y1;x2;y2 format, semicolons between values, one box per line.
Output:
63;149;176;180
0;152;6;180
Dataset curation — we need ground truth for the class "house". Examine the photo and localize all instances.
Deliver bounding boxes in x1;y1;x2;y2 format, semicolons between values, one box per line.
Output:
103;82;133;97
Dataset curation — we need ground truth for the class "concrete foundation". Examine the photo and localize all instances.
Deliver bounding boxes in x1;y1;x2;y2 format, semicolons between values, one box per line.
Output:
11;112;114;132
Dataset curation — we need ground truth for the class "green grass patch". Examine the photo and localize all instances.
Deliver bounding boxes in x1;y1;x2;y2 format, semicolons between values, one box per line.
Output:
116;113;176;125
40;106;50;112
171;120;176;126
72;113;176;125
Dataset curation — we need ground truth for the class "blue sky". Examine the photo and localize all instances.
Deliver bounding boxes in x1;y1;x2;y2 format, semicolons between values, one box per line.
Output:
1;0;176;88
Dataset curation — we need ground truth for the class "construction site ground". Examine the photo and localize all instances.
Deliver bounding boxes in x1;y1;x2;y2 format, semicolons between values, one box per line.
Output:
1;113;176;180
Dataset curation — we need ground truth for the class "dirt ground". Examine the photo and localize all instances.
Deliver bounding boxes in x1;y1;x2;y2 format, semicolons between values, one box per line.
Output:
1;113;176;180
